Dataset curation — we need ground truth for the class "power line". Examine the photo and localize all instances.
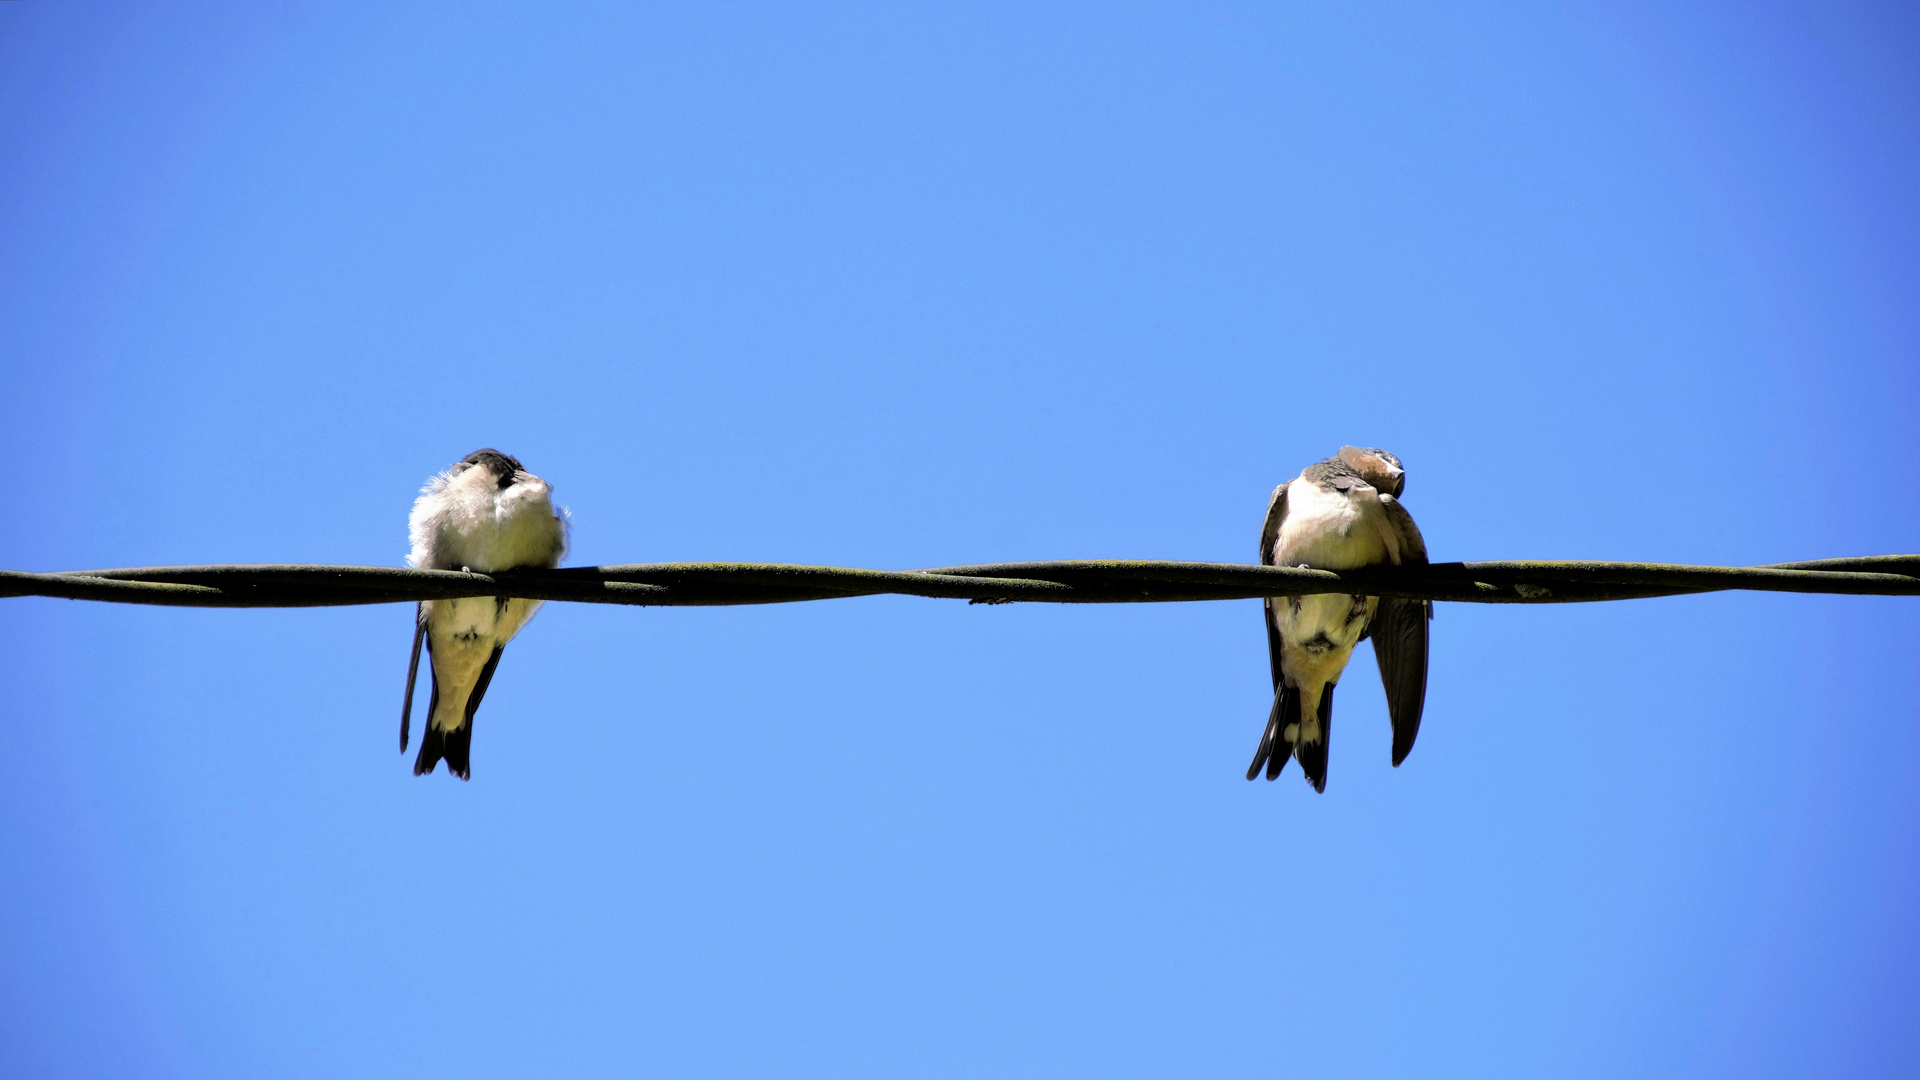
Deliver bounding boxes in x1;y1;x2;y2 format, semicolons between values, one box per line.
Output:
4;554;1917;608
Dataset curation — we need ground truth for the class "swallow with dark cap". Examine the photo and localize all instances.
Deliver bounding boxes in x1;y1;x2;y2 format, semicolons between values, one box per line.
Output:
400;449;568;779
1246;446;1431;792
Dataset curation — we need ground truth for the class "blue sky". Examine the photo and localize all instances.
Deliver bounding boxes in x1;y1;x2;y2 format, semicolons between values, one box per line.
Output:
2;2;1916;1076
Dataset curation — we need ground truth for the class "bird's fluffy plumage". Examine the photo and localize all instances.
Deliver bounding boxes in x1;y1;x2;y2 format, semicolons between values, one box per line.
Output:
400;449;568;779
1247;447;1430;792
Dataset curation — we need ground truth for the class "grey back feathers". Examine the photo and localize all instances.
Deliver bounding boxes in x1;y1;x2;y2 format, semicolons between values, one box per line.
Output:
1299;458;1361;488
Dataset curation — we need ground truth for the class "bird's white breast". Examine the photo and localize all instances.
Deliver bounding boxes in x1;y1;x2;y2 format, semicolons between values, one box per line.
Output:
1268;477;1402;693
1273;480;1393;570
409;467;565;573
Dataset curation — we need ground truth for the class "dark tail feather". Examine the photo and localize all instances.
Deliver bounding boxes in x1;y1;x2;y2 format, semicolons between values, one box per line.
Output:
1268;683;1299;781
413;720;447;777
450;646;502;780
414;646;501;781
400;612;425;752
1295;683;1334;793
1246;682;1300;781
411;711;472;780
412;646;443;775
438;722;474;781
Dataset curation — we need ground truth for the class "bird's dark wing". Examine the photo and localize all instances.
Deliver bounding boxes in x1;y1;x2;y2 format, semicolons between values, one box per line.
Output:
1372;599;1428;766
1260;481;1289;689
1246;680;1299;782
1259;482;1289;568
411;633;447;776
1247;482;1294;781
400;605;425;752
1379;493;1427;564
1373;494;1431;766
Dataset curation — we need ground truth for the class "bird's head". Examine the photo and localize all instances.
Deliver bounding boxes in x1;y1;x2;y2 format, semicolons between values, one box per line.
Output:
1337;446;1406;497
458;448;526;489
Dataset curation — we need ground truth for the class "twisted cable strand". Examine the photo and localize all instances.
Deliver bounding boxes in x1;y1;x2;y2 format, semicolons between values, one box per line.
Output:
2;555;1917;608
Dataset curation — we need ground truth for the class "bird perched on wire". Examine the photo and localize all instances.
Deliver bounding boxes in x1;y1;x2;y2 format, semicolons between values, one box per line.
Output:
400;449;568;779
1246;446;1431;792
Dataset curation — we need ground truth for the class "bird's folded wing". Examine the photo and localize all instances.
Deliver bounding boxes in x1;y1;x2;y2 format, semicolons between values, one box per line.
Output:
1260;481;1289;566
1260;482;1290;689
1378;493;1427;564
1372;493;1430;765
1371;597;1428;766
401;606;425;752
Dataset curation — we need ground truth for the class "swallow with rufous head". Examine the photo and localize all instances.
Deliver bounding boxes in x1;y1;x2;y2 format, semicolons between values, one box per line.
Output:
1246;446;1431;792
